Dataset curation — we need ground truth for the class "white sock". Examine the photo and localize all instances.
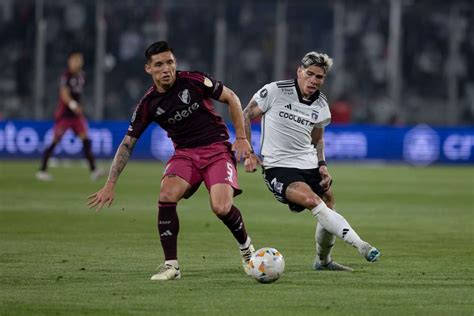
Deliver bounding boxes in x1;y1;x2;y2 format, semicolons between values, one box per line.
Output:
311;202;366;252
239;236;251;249
165;260;179;267
315;222;336;265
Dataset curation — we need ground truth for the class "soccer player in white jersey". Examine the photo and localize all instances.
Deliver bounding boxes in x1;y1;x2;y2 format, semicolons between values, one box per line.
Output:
242;52;380;271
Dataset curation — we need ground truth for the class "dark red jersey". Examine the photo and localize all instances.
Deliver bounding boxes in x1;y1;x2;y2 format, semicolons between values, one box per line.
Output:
54;70;85;119
127;71;229;149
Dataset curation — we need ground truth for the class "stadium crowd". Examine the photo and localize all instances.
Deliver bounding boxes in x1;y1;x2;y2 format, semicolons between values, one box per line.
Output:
0;0;472;125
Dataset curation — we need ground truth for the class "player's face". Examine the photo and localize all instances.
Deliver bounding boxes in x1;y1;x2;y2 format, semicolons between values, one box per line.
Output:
145;51;177;92
297;65;326;98
68;54;84;73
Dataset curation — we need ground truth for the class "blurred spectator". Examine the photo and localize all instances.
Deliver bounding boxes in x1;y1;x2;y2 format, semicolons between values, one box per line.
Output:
0;0;472;125
330;97;352;125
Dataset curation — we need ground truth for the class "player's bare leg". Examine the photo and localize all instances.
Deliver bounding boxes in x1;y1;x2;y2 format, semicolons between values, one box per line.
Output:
210;183;254;275
285;182;380;264
151;175;189;281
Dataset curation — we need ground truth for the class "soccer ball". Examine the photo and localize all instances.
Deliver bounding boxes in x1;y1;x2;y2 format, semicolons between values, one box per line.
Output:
248;247;285;283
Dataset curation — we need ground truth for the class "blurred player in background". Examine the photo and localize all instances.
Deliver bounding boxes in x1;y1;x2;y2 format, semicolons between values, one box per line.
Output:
243;51;381;271
36;52;103;182
88;41;255;281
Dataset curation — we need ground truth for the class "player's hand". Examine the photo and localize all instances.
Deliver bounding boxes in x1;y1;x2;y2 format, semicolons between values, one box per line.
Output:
244;153;262;173
232;138;253;162
87;182;115;212
318;165;332;190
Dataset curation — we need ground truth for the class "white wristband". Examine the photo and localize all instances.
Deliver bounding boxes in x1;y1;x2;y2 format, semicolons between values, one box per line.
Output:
68;100;78;110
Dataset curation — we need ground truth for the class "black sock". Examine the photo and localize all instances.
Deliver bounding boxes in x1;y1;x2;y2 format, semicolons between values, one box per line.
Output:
158;201;179;261
82;138;96;171
39;142;58;171
217;205;248;245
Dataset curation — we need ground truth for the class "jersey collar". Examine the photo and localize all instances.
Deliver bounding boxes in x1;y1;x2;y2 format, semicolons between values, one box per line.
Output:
294;79;320;105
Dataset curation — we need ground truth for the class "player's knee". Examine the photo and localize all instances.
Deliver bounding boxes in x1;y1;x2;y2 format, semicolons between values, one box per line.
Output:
210;200;232;217
159;189;180;203
303;195;321;209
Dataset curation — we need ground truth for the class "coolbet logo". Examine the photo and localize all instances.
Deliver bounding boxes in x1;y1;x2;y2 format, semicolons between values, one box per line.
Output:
167;102;200;124
278;111;313;126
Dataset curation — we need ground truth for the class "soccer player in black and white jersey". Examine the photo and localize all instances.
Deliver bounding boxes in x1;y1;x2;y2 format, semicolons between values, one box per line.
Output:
243;52;380;271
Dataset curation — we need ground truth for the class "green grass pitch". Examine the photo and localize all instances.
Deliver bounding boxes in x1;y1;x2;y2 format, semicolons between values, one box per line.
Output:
1;161;473;315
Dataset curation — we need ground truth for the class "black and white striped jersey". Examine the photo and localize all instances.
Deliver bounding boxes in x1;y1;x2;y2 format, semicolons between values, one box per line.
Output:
253;79;331;169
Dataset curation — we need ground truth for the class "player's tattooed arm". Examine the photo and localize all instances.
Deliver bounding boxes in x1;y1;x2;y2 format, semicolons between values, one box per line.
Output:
107;135;137;184
242;99;264;144
87;135;137;212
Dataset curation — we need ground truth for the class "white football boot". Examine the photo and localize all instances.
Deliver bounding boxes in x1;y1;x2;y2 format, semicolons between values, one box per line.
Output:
239;242;255;276
360;242;381;262
90;168;106;181
36;171;53;182
150;262;181;281
314;260;354;272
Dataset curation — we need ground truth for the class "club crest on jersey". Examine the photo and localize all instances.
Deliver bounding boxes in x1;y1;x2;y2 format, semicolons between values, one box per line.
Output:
178;89;191;104
311;111;319;120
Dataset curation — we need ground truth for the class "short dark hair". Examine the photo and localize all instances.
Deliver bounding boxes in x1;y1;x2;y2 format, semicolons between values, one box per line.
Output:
68;51;82;58
145;41;174;62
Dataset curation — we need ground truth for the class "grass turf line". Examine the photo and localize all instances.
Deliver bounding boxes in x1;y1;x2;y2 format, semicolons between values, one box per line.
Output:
0;161;473;315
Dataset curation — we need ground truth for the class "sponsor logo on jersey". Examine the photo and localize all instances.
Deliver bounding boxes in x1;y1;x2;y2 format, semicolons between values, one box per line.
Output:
130;110;137;123
279;111;314;126
178;89;190;104
284;104;292;110
260;88;268;98
282;88;294;96
167;102;200;124
155;107;165;116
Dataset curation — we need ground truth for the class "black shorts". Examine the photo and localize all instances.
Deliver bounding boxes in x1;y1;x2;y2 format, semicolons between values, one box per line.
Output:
263;167;331;212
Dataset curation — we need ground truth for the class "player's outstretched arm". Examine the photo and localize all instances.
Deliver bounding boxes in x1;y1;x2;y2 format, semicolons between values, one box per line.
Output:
242;98;263;172
219;86;252;162
87;135;137;212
